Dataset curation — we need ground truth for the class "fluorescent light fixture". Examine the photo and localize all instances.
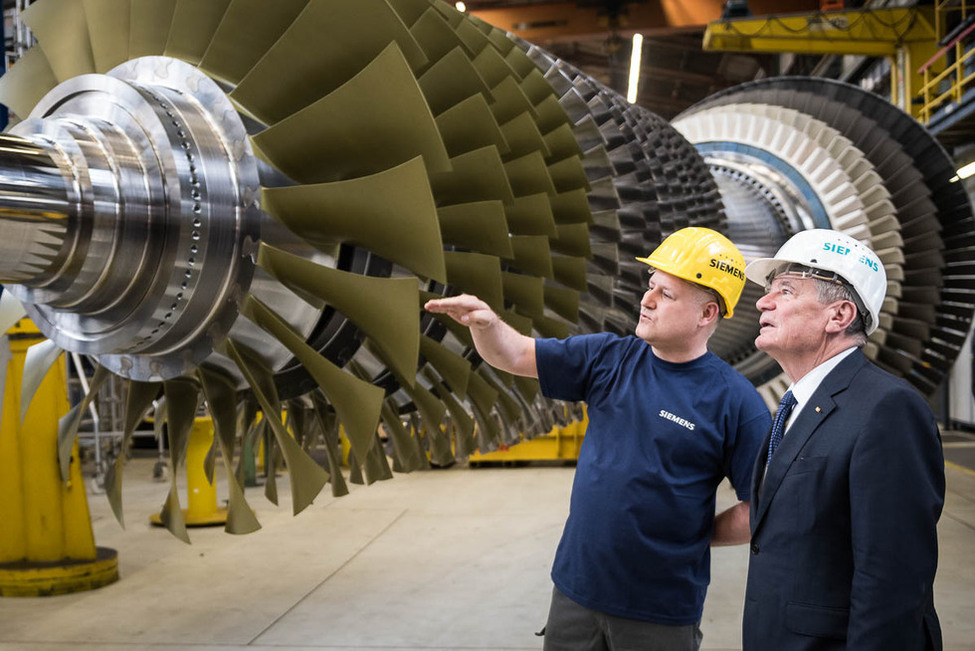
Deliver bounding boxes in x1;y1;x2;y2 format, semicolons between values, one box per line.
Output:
455;1;466;11
627;33;643;104
955;160;975;181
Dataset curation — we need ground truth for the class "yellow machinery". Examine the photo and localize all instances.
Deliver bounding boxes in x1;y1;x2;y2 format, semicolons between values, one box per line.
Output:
0;319;118;596
149;416;228;529
703;8;940;118
470;409;587;465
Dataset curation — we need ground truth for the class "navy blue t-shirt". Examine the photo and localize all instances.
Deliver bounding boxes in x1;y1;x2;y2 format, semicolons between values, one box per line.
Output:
536;333;770;624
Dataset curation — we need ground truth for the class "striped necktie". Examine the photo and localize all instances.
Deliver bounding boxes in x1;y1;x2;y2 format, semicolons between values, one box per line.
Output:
767;390;797;462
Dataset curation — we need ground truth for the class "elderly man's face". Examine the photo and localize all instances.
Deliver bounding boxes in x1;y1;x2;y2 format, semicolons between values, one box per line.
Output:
754;274;832;359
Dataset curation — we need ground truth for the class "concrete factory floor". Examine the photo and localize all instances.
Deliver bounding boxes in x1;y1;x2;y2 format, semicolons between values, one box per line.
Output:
1;434;975;651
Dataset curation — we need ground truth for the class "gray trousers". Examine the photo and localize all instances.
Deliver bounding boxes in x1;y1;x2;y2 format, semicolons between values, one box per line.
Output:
542;586;703;651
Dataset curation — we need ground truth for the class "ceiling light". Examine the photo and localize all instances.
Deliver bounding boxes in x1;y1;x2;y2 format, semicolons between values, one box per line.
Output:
627;34;643;104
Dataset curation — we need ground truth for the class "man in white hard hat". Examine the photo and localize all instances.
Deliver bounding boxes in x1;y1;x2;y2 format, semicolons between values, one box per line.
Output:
426;227;770;651
741;229;944;650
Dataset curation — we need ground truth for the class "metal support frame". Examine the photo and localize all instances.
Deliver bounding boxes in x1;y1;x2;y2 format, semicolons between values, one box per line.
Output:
703;8;940;117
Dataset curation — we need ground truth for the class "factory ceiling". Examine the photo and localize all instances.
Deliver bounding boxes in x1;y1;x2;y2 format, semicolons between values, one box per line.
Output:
465;0;823;119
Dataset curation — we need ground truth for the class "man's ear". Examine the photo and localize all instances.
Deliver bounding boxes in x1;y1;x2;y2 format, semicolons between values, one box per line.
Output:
825;300;857;334
700;301;721;326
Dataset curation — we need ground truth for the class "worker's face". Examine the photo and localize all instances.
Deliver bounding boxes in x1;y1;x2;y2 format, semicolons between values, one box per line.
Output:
635;271;715;346
754;274;831;360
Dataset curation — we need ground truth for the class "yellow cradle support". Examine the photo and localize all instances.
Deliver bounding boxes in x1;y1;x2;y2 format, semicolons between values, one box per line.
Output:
0;320;118;596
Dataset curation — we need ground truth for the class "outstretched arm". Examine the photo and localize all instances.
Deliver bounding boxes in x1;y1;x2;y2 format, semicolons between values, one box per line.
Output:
424;294;537;378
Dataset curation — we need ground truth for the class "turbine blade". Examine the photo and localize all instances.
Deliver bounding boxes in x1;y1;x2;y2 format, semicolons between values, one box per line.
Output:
0;47;58;119
241;295;383;471
198;0;309;84
105;378;161;528
310;392;349;497
164;0;232;65
22;0;96;82
260;156;446;283
443;251;504;312
435;94;508;157
257;244;422;383
198;365;261;534
129;0;176;59
419;335;471;399
57;364;108;482
231;0;428;125
250;43;449;182
437;201;513;259
221;338;329;515
83;0;130;72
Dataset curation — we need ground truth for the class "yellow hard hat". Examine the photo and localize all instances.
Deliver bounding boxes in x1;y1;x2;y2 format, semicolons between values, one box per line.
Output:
636;227;746;318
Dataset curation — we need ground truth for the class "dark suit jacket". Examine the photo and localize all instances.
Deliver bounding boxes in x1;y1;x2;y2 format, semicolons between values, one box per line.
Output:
743;349;945;650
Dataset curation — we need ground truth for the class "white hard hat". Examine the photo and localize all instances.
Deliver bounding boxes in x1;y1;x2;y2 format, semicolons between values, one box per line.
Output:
744;229;887;335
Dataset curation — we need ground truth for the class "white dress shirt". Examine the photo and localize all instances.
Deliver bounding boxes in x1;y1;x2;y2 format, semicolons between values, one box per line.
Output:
781;346;858;436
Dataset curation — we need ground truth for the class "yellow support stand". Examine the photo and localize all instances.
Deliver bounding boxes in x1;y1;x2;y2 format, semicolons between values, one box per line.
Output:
469;409;588;465
150;417;228;527
0;320;118;597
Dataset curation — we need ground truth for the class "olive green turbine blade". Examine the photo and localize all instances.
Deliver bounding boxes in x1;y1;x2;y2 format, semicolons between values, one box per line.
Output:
544;123;584;162
164;0;232;66
409;7;472;63
105;379;161;528
434;94;508;157
198;366;262;535
379;402;424;473
83;0;131;73
510;235;554;278
0;44;58;119
552;188;595;224
443;251;504;313
159;377;202;543
502;271;544;318
552;255;589;292
260;156;446;284
552;223;593;257
389;0;444;27
256;243;422;383
417;46;493;117
241;295;383;470
500;112;550;160
311;392;350;498
22;0;96;82
197;0;309;85
545;285;580;323
57;365;110;482
504;150;557;196
505;193;558;237
437;201;513;259
473;46;522;93
429;146;514;205
221;338;329;515
489;76;537;125
230;0;428;125
419;335;472;400
129;0;176;59
251;43;449;183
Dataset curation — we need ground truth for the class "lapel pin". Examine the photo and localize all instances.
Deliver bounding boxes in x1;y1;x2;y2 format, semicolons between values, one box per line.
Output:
815;406;822;413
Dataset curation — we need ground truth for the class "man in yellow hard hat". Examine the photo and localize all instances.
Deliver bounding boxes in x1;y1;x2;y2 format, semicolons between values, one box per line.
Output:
425;227;769;651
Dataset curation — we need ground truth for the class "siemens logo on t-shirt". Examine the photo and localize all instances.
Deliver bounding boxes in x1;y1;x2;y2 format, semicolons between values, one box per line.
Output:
658;409;696;431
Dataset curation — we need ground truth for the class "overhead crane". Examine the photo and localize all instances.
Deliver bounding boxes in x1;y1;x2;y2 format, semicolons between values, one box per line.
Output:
703;7;941;117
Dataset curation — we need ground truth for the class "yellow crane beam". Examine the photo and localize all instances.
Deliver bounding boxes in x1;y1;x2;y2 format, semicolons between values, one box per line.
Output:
703;8;940;117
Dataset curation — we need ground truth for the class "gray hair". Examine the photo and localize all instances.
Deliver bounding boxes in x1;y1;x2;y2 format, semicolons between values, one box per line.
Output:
814;279;868;346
